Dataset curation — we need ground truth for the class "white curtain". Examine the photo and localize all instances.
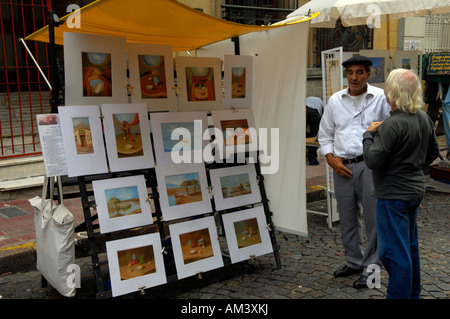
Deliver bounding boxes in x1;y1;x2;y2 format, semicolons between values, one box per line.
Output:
198;22;310;236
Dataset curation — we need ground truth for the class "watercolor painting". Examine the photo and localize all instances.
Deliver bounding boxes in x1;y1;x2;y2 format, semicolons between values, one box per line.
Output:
179;228;213;265
72;117;94;155
112;113;143;158
233;217;262;249
81;52;112;97
231;67;246;99
105;185;142;219
138;54;167;99
165;172;203;207
220;173;252;199
117;245;156;280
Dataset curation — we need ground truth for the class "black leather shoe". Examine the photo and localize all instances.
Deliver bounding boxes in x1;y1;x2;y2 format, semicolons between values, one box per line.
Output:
333;265;363;278
353;275;369;289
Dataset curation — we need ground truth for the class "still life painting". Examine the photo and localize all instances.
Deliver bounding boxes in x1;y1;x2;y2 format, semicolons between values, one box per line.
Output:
106;233;166;297
169;216;223;280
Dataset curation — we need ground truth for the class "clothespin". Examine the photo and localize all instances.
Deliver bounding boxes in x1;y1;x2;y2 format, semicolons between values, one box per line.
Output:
125;85;134;95
138;285;146;295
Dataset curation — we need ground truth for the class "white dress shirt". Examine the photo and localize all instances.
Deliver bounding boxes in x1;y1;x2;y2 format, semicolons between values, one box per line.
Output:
318;84;391;159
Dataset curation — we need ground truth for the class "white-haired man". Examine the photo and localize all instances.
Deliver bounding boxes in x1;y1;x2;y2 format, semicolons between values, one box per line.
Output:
363;68;440;299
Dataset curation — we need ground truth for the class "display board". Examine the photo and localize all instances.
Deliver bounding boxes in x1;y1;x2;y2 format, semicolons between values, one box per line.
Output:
51;33;281;298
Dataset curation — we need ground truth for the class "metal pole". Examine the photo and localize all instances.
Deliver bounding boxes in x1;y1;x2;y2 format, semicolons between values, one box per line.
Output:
48;10;60;113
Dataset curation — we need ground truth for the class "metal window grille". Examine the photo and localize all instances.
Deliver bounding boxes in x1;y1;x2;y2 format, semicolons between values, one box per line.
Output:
424;13;450;53
0;0;52;159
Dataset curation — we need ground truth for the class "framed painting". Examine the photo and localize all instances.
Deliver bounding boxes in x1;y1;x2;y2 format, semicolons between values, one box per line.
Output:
210;109;258;160
169;216;223;280
359;50;391;89
393;50;420;75
63;32;128;106
127;43;177;112
58;105;108;177
150;111;209;166
106;233;166;297
209;164;261;211
101;103;155;172
223;55;253;109
175;57;223;112
221;206;273;264
92;175;153;233
155;163;212;221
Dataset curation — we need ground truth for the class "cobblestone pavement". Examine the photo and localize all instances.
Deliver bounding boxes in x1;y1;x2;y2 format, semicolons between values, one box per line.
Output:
0;191;448;302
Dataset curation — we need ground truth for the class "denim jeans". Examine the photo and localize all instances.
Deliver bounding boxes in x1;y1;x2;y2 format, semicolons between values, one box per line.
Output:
376;197;423;299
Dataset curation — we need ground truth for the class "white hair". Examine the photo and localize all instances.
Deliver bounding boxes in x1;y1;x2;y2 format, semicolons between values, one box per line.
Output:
384;68;424;114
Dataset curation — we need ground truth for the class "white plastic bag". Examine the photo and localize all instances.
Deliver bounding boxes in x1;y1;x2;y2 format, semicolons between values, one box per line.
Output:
29;176;75;297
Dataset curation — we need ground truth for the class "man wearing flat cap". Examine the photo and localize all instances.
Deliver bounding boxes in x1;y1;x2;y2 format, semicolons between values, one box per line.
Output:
318;56;391;288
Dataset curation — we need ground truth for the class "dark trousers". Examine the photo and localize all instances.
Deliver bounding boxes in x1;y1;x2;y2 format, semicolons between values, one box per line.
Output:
306;107;321;163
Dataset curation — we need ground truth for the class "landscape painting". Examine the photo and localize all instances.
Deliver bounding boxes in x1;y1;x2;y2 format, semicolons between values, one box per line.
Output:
220;119;251;146
92;175;153;233
165;172;203;207
220;173;252;199
156;163;212;221
160;121;202;153
105;185;142;219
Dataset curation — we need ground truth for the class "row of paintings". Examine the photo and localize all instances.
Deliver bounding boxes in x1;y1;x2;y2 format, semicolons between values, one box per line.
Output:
63;32;253;111
93;163;262;233
106;209;273;297
58;104;257;177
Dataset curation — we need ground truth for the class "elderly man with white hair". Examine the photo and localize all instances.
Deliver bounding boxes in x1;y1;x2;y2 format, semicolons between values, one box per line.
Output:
363;68;440;299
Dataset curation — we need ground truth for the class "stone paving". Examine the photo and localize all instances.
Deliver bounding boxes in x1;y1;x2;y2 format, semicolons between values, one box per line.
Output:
0;191;448;300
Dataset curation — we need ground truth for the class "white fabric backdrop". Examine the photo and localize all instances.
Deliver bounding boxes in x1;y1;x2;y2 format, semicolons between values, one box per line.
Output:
198;22;310;236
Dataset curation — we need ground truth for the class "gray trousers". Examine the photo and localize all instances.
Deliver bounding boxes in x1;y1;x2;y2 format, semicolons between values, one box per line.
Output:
333;161;380;275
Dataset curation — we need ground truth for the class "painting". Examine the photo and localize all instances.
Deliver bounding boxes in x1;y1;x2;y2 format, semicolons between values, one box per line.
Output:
211;109;258;160
175;57;223;112
359;50;391;89
92;175;153;233
150;111;209;166
106;233;166;297
393;50;420;75
156;163;212;221
58;105;108;177
209;164;261;211
101;103;155;172
223;55;253;109
63;32;127;105
169;216;223;279
221;206;273;264
128;43;176;112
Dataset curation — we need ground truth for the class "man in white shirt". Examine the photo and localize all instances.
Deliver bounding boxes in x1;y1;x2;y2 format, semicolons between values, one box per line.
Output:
318;56;391;288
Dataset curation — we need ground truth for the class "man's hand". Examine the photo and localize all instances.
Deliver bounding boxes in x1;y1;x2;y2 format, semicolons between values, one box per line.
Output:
326;153;353;178
367;121;383;133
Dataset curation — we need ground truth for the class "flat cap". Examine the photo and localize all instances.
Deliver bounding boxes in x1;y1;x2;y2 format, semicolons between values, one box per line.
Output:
342;55;373;68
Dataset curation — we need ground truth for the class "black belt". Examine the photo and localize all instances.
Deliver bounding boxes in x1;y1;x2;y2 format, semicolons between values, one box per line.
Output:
343;155;364;164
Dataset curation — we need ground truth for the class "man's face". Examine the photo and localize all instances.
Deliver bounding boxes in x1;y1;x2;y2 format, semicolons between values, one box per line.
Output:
346;64;370;96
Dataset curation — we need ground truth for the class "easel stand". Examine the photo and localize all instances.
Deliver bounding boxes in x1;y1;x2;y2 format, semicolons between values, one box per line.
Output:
72;153;280;299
